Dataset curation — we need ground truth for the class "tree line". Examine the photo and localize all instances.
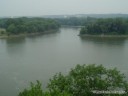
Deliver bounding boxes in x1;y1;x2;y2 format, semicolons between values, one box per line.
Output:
80;18;128;35
0;17;60;35
54;17;97;26
19;64;128;96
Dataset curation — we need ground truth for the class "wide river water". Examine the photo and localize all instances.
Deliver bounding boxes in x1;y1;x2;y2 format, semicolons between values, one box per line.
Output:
0;26;128;96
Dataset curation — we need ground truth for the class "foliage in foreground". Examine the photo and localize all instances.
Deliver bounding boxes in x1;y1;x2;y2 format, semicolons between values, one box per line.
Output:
19;64;128;96
18;80;71;96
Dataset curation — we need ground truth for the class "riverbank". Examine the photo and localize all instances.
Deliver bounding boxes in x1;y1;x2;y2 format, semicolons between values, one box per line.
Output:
0;29;58;39
61;25;83;28
78;34;128;38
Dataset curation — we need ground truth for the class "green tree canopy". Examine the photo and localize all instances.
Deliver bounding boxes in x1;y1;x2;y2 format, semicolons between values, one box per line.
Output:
80;18;128;35
48;64;128;96
2;17;60;35
19;64;128;96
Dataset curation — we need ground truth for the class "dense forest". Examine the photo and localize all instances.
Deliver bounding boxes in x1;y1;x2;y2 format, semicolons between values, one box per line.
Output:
80;18;128;35
0;17;60;35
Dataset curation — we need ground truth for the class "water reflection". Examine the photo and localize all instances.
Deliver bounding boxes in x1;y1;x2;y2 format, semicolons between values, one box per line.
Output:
79;36;128;77
6;37;26;44
5;37;26;55
79;36;128;46
26;30;60;39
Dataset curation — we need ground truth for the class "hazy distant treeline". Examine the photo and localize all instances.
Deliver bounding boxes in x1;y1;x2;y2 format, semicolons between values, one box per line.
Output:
54;17;97;26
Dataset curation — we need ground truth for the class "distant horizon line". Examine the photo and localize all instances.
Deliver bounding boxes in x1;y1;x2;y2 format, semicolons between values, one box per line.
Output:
1;13;128;18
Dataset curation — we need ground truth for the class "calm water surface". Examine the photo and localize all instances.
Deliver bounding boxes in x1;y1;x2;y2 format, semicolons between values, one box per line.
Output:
0;27;128;96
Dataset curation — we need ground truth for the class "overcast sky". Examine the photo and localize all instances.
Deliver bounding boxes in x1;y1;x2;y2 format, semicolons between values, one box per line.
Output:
0;0;128;17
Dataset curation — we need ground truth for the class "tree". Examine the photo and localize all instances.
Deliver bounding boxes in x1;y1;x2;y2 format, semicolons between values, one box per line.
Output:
18;80;71;96
4;17;60;35
80;18;128;35
18;64;128;96
6;24;17;34
48;64;128;96
19;80;43;96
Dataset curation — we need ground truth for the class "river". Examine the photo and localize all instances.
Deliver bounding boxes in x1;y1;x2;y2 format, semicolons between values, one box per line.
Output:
0;26;128;96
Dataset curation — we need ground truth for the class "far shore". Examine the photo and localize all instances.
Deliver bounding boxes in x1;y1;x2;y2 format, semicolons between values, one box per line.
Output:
78;34;128;38
0;30;58;39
